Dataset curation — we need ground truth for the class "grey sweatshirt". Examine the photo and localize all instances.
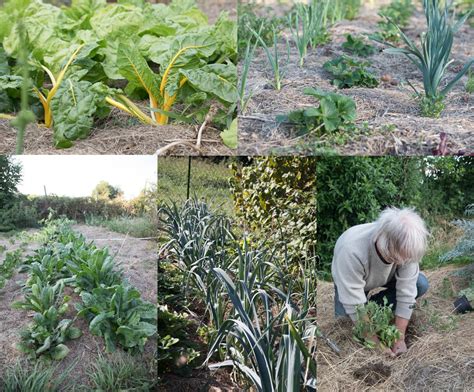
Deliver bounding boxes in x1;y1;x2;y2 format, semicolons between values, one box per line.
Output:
331;222;419;320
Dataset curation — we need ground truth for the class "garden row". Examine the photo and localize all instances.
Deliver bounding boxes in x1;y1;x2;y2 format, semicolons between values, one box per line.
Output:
239;0;473;135
158;198;319;390
7;218;156;360
0;0;237;151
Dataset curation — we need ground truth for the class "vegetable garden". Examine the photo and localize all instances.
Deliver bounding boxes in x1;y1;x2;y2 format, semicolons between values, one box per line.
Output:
0;0;237;155
0;218;158;390
238;0;473;155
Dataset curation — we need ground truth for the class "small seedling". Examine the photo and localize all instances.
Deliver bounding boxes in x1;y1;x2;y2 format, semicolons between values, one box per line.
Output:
353;298;401;349
323;55;379;88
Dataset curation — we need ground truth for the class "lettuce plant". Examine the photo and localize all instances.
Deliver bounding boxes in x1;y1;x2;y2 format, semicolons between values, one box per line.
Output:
377;0;474;117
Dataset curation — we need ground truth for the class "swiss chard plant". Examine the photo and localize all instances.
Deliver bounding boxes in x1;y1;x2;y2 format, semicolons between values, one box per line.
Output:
277;88;357;134
323;55;379;88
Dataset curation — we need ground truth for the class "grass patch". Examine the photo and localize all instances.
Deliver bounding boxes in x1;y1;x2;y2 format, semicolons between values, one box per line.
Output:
86;215;157;238
157;157;235;216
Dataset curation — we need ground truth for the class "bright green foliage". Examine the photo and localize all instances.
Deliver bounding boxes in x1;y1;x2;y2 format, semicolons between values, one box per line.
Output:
278;88;356;134
316;157;424;273
342;34;377;57
466;69;474;93
374;0;415;42
377;0;473;117
77;284;157;353
237;3;286;54
12;278;82;360
50;80;111;148
0;249;22;289
323;56;379;88
353;298;401;349
230;157;317;263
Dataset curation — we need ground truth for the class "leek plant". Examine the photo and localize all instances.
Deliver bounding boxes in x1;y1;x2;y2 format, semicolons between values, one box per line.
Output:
239;40;257;114
249;24;289;91
377;0;473;117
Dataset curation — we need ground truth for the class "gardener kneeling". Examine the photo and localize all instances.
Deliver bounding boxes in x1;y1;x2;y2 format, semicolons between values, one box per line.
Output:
332;207;429;357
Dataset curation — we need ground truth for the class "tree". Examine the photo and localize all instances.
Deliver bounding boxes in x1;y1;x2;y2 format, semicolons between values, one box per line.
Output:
0;156;22;209
92;181;123;201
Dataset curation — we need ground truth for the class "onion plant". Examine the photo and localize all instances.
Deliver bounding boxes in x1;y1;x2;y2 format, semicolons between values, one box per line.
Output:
249;24;289;91
239;40;257;114
377;0;473;117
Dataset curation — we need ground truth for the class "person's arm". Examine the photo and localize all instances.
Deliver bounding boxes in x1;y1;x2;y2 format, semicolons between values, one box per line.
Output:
391;316;409;355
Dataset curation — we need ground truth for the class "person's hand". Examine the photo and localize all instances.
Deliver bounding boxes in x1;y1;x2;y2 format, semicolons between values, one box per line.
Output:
366;335;396;358
391;338;407;356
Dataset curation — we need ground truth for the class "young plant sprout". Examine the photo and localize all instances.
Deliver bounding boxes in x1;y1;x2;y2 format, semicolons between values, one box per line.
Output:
249;23;289;91
376;0;473;117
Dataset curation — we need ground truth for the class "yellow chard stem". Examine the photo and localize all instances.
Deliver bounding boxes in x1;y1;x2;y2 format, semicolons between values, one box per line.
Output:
158;77;188;125
33;86;52;128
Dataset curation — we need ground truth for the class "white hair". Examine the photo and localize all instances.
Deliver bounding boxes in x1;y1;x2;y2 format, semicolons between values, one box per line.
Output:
373;207;429;265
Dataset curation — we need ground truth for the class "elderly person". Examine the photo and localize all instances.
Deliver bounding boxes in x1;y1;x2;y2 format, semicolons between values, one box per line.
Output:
332;207;429;356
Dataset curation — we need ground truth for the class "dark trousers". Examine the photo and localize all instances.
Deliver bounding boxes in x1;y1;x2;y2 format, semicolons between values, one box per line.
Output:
334;272;429;317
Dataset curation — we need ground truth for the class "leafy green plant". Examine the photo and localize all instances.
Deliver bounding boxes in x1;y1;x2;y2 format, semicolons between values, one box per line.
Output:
77;284;156;353
323;55;379;88
158;304;199;374
353;298;401;349
373;0;415;42
342;34;377;57
12;278;82;360
277;88;357;134
0;249;22;289
376;0;474;117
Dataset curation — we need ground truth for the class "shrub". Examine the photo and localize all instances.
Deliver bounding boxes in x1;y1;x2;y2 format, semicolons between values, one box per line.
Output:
230;157;317;264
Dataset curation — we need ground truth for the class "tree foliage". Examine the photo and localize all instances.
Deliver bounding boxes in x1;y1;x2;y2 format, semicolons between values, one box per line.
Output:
230;157;317;263
92;181;123;201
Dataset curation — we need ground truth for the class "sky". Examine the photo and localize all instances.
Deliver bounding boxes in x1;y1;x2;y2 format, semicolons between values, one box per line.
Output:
14;156;157;200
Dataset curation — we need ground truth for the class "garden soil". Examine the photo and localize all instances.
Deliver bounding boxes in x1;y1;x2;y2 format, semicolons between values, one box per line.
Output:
0;0;236;156
317;265;474;391
238;0;474;155
0;225;157;389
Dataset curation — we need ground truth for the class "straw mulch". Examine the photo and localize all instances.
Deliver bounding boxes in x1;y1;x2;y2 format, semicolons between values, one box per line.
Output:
317;265;474;391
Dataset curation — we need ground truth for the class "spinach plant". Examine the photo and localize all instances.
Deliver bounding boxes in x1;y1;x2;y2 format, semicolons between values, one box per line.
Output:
323;56;379;88
77;284;157;353
12;278;81;360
